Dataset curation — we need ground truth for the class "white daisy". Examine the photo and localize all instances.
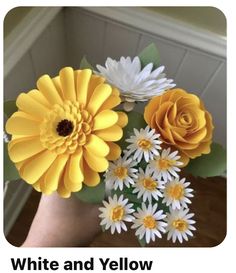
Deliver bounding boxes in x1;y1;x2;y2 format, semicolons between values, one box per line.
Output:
104;156;138;191
131;203;167;244
148;148;183;182
133;166;165;203
162;177;194;210
96;56;176;111
166;208;196;243
99;194;135;234
125;126;162;163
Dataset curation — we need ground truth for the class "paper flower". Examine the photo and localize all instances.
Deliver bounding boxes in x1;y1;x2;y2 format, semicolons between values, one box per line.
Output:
166;208;196;243
162;177;194;210
99;194;135;234
144;88;214;166
132;166;164;203
5;67;127;197
125;126;162;162
148;148;183;182
96;56;176;111
131;203;167;244
104;156;138;191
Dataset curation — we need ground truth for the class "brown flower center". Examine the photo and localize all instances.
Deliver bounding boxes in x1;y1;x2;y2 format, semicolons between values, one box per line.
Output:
56;119;74;136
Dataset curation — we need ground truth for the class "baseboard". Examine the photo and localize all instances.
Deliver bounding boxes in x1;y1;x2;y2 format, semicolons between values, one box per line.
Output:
83;7;226;58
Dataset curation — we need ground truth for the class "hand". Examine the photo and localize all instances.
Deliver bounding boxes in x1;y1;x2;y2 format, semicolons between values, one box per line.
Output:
22;193;101;247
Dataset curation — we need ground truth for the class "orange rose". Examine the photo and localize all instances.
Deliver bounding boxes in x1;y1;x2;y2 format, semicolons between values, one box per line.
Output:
144;89;214;166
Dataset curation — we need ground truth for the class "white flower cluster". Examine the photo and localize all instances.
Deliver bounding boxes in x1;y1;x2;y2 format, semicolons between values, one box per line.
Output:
96;56;176;111
99;126;196;245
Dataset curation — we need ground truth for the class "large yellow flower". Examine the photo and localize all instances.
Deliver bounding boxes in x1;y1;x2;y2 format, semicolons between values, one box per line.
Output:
144;88;214;166
6;67;128;198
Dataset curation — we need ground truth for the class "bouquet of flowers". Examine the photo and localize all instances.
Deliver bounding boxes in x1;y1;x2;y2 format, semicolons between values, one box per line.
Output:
4;43;226;246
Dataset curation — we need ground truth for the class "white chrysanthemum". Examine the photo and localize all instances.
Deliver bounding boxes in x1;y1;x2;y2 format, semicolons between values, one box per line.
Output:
131;203;167;244
148;148;183;182
133;166;165;203
105;156;138;191
96;56;176;111
166;208;196;243
125;126;162;163
162;177;194;210
99;194;135;234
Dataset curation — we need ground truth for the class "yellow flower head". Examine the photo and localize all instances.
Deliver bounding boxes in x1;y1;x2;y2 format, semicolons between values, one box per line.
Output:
6;67;128;198
144;88;214;166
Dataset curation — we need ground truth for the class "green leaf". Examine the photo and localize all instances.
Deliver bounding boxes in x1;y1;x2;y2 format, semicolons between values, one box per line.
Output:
118;111;147;149
79;56;94;70
185;142;226;178
138;43;160;69
138;237;146;247
4;100;17;118
4;142;20;181
74;181;105;204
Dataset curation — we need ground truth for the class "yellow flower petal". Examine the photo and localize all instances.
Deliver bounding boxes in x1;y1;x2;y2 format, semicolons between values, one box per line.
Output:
6;112;40;136
20;150;57;184
37;75;63;105
83;160;100;187
37;173;53;195
95;125;123;141
106;142;121;160
16;93;49;120
83;149;108;172
99;94;121;111
57;183;71;198
64;150;83;192
144;96;160;124
43;153;69;192
59;67;76;101
52;76;64;99
93;110;118;130
86;74;106;103
76;69;92;105
32;180;41;192
87;83;112;115
116;111;128;128
28;89;51;108
85;134;109;157
99;87;121;111
8;137;45;163
111;87;120;97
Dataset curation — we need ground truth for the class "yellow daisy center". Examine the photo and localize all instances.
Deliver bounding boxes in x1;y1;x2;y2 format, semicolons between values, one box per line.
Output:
142;177;157;191
172;219;188;231
110;205;125;221
113;166;128;179
40;101;93;155
167;184;184;200
137;139;152;150
143;215;156;229
158;158;176;170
